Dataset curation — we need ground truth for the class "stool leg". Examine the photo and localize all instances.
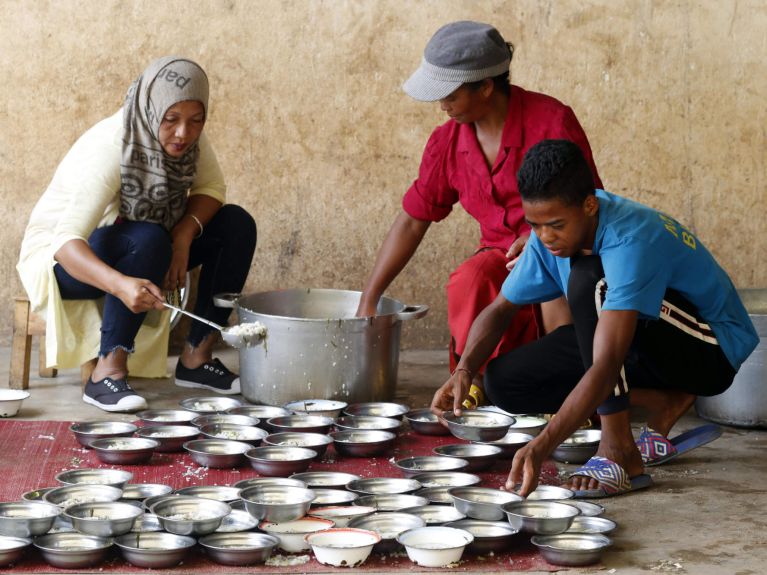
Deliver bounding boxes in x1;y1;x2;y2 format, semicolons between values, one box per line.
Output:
10;299;32;390
38;336;57;378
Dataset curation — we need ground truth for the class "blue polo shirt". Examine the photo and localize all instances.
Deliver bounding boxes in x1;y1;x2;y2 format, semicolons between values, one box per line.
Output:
502;190;758;369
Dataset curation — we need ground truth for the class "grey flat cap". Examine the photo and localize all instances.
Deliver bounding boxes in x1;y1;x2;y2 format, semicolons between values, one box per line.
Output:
403;21;512;101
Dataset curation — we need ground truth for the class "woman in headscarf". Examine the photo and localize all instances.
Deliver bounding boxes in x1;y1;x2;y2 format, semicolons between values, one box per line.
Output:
17;56;256;412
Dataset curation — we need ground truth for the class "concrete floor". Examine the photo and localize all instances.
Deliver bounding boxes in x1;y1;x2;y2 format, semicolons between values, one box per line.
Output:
1;345;765;574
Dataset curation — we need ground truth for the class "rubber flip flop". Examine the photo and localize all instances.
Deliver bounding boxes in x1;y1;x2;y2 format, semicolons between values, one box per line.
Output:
569;455;653;499
637;424;723;467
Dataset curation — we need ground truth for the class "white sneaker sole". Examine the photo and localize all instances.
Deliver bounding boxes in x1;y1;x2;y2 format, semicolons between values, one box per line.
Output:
174;377;241;395
82;393;148;413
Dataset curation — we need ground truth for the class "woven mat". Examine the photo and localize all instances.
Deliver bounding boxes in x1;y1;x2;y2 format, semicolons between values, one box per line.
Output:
0;420;566;573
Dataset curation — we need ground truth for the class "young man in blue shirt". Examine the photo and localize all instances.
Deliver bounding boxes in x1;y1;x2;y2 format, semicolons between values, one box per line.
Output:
431;139;758;497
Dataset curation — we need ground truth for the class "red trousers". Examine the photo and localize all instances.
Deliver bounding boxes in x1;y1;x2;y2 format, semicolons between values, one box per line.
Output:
447;247;539;373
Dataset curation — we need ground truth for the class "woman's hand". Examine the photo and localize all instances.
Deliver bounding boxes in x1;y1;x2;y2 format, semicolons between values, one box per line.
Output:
114;277;165;313
505;233;530;271
430;368;473;417
164;241;190;292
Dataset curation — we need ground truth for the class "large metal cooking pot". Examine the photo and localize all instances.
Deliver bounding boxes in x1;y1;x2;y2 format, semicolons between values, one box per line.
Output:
695;289;766;428
215;289;428;406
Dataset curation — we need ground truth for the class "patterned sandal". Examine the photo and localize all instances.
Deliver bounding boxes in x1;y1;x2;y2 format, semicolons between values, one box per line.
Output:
637;424;723;467
569;455;653;498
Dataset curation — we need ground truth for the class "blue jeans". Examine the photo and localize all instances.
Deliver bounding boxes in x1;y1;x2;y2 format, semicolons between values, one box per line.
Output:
55;204;257;356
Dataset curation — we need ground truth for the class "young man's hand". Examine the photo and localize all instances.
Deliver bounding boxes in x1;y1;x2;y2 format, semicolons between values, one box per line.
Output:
430;369;473;417
506;440;547;496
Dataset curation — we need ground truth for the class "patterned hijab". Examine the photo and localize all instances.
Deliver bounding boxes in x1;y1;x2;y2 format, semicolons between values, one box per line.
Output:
119;56;209;231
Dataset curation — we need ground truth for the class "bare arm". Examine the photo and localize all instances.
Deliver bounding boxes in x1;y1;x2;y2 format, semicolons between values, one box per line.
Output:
430;292;519;416
356;211;431;317
164;195;223;290
508;309;639;495
54;239;164;313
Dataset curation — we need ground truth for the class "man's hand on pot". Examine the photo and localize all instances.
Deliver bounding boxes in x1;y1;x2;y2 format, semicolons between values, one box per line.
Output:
430;368;473;417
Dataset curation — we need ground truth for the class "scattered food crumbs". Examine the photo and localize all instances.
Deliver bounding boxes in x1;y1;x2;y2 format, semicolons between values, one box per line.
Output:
37;434;55;440
265;554;311;567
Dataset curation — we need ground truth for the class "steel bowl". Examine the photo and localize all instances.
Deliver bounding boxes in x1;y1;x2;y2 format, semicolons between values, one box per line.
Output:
200;423;268;446
142;494;181;512
33;532;112;569
215;509;259;533
120;483;173;501
183;439;252;468
448;487;524;521
227;405;290;428
0;535;31;567
69;421;137;448
560;500;605;517
433;443;503;472
415;486;455;505
239;485;316;523
198;532;279;566
0;501;61;537
344;402;410;420
44;484;123;509
411;471;481;489
55;468;133;489
347;477;422;495
348;511;426;554
136;408;196;426
354;494;428;512
330;429;396;457
442;411;515;442
526;485;575;501
284;399;348;419
444;519;519;554
21;487;56;501
266;415;334;434
259;516;335;552
179;396;242;414
531;533;612;566
404;408;450;435
115;531;195;568
401;504;466;525
310;488;358;506
89;437;158;465
502;500;580;535
262;432;333;458
289;471;359;489
130;513;162;533
192;413;259;428
150;496;231;536
474;431;535;459
175;485;242;502
234;477;307;490
309;506;376;527
397;525;473;568
334;415;402;433
64;501;143;537
245;445;317;476
551;429;602;463
509;414;547;436
136;425;199;452
394;455;469;478
566;516;617;535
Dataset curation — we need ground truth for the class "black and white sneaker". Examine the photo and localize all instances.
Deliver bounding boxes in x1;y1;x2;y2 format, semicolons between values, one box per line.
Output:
82;376;148;413
174;358;241;395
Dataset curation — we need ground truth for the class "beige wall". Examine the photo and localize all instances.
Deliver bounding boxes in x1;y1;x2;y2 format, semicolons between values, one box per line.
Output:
1;0;765;349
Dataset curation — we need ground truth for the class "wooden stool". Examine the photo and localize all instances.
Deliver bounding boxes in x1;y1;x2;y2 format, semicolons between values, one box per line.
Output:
10;297;95;390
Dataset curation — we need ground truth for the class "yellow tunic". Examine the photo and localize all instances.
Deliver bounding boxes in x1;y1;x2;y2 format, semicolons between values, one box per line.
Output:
16;111;226;377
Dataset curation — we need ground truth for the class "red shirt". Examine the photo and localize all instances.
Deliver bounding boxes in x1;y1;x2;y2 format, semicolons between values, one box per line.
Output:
402;85;602;250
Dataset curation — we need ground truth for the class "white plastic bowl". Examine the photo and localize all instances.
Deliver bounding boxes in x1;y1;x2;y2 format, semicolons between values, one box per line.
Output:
259;517;334;552
305;528;380;568
0;390;30;417
397;526;473;567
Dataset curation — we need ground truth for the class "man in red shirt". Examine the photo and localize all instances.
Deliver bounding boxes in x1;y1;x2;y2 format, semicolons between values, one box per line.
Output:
357;21;601;394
